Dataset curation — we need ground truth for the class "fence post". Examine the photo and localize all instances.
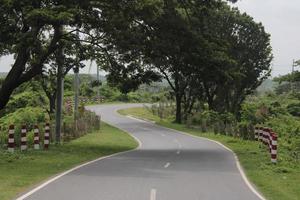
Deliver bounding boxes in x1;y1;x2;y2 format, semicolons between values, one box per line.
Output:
271;133;278;163
21;125;27;151
8;125;15;153
44;123;50;150
34;125;40;150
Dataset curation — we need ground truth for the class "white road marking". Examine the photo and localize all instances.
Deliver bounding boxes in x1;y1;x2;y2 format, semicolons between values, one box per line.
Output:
161;133;166;137
159;125;266;200
176;150;181;155
117;109;265;200
127;115;146;123
150;189;157;200
164;162;171;168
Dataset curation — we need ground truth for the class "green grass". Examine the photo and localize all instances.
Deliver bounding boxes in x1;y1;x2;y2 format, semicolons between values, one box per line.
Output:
0;122;138;200
118;107;300;200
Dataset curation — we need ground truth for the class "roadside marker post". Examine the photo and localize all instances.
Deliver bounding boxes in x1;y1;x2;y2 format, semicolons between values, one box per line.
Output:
258;127;263;142
44;123;50;150
271;133;278;164
20;125;27;151
254;127;259;141
262;128;271;146
8;125;15;153
34;125;40;150
256;126;279;163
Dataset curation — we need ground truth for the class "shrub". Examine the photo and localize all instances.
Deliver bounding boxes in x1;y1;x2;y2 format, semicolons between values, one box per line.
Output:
286;103;300;117
0;107;46;146
5;91;47;114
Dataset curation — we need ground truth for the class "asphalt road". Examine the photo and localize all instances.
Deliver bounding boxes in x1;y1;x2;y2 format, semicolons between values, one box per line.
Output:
21;104;263;200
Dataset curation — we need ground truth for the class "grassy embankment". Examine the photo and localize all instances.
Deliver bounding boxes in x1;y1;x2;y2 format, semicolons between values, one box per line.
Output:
118;107;300;200
0;122;138;200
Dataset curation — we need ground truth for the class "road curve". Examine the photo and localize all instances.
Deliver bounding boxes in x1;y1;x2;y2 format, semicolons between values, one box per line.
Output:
21;104;263;200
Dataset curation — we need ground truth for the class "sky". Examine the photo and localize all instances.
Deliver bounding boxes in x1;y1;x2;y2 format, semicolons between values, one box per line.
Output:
235;0;300;76
0;0;299;76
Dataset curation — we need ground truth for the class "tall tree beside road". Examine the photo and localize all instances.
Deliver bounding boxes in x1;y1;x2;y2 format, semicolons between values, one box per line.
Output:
197;7;273;117
0;0;159;110
101;0;272;122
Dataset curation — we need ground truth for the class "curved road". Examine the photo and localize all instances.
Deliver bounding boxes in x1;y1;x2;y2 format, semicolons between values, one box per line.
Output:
21;104;263;200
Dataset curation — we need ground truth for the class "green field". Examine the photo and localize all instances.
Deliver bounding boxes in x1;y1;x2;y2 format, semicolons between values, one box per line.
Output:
118;107;300;200
0;122;138;200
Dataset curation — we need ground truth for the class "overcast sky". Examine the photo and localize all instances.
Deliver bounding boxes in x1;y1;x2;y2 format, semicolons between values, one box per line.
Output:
235;0;300;76
0;0;299;76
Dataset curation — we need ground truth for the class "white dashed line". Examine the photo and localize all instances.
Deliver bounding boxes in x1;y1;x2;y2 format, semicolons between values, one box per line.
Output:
150;189;157;200
164;162;171;168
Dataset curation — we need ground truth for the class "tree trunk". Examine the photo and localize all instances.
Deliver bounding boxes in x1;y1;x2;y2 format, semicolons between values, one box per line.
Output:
49;94;56;117
0;25;61;111
55;37;64;144
175;93;182;123
0;47;30;110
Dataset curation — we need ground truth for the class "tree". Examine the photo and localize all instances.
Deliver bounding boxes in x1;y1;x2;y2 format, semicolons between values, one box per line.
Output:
101;0;216;123
194;6;273;117
0;0;160;110
101;0;272;122
40;36;87;117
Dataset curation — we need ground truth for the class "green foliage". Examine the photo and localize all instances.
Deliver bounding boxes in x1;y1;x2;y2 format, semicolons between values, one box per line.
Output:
0;107;46;128
287;103;300;117
5;91;47;114
274;71;300;83
0;107;46;147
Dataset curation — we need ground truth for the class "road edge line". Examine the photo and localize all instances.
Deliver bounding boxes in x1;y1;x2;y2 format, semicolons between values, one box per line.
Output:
15;120;142;200
125;115;266;200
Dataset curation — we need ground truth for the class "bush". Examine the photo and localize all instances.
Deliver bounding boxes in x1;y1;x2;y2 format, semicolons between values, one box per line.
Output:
287;103;300;117
0;107;46;147
4;91;47;114
62;109;101;141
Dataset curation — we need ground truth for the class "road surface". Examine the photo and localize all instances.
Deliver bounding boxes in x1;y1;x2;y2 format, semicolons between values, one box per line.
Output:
21;104;263;200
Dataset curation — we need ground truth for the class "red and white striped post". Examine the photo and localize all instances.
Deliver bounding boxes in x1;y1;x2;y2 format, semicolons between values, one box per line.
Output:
271;133;278;163
262;128;271;146
20;125;27;151
34;125;40;150
268;130;273;153
44;123;50;149
254;127;259;141
258;127;263;142
8;125;15;153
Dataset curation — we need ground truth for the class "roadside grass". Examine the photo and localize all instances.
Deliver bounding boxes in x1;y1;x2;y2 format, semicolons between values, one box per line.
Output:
118;107;300;200
0;122;138;200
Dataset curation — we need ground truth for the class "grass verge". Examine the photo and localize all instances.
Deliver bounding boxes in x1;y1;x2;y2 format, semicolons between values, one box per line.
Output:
0;122;138;200
118;107;300;200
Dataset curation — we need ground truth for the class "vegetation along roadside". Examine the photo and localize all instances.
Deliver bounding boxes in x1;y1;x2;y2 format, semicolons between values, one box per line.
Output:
0;122;138;200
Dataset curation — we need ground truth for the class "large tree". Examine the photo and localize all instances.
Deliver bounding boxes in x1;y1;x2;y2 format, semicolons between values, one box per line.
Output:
0;0;91;110
100;0;272;122
101;0;219;123
0;0;161;110
198;6;273;117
